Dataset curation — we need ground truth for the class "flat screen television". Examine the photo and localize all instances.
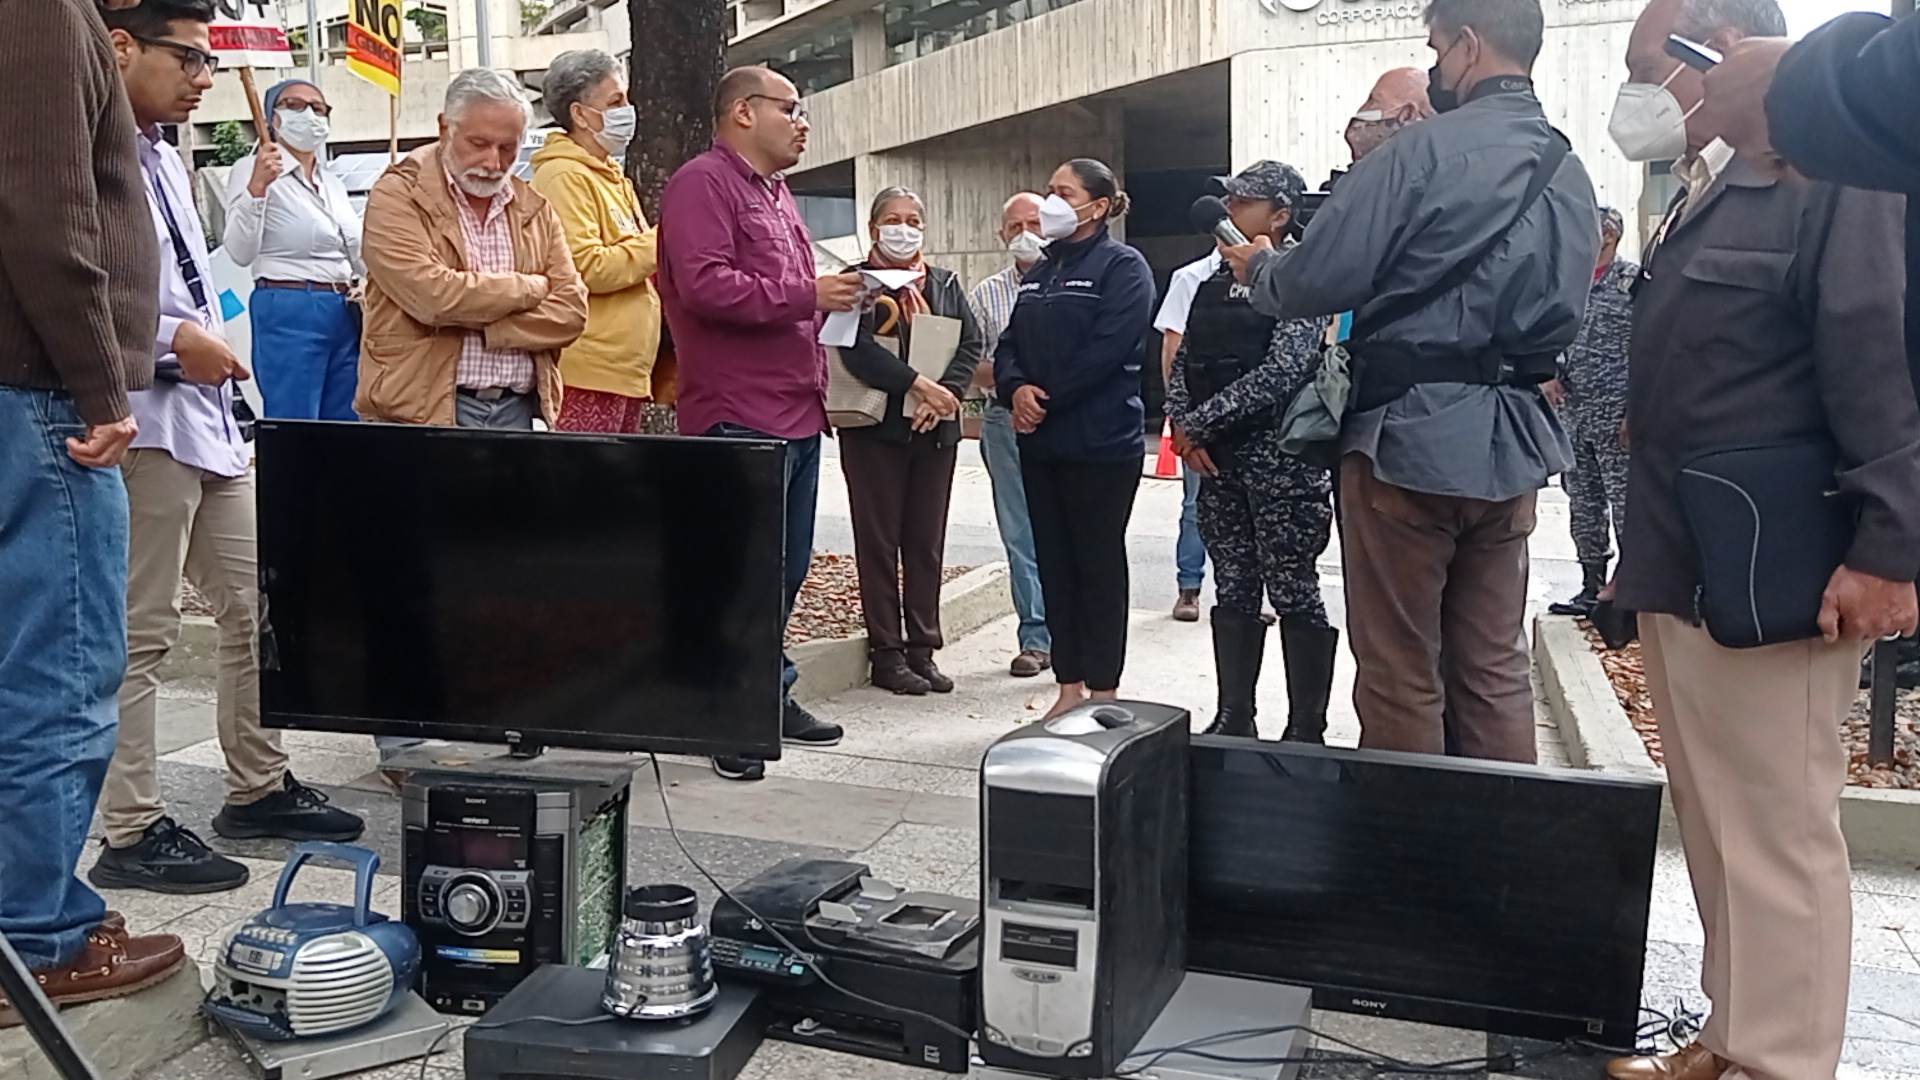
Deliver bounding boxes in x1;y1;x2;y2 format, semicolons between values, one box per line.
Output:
1187;739;1661;1048
256;421;786;758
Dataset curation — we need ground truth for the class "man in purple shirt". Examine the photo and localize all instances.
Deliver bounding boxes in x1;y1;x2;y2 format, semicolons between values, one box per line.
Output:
658;66;863;781
92;0;363;895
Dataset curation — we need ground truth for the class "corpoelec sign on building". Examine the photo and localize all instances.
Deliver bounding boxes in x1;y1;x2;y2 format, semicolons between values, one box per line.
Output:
1261;0;1425;25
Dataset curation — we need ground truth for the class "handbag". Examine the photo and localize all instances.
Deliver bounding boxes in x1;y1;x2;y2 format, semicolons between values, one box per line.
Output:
1674;440;1856;649
826;344;888;429
1276;136;1570;460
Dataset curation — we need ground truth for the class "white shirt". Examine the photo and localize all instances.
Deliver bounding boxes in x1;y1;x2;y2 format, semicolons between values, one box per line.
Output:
222;150;364;283
1153;252;1222;336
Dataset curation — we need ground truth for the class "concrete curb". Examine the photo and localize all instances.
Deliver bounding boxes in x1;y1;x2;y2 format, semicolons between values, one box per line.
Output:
0;962;207;1080
791;562;1013;702
1534;614;1920;864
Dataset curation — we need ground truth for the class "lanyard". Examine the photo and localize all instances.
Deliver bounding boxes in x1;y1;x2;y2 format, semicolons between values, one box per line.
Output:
149;168;210;317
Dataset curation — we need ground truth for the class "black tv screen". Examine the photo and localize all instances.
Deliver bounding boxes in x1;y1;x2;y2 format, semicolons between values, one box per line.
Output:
256;421;786;758
1188;740;1661;1048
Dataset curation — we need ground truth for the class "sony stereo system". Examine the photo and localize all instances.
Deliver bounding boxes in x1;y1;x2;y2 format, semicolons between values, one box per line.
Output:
401;763;631;1013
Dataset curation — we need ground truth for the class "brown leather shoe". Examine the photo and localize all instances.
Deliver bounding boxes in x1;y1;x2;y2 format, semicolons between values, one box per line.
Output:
1607;1042;1729;1079
1010;650;1051;678
0;930;188;1028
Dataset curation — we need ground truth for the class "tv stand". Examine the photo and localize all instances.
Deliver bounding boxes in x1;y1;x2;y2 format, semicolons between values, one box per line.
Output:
378;743;639;786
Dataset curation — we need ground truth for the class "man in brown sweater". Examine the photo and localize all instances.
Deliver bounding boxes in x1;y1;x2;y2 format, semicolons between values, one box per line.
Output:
0;0;190;1024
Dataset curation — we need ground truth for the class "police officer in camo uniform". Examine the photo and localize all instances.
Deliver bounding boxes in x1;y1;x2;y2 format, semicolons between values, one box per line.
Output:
1165;161;1338;743
1547;206;1637;617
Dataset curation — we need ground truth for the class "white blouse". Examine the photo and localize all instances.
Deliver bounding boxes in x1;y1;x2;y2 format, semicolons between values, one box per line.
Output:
221;151;364;284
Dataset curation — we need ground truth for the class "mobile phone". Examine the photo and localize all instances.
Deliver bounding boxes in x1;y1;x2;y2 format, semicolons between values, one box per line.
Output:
1665;34;1722;71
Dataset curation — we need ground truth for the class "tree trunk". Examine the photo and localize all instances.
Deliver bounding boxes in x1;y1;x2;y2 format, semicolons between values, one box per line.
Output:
624;0;727;222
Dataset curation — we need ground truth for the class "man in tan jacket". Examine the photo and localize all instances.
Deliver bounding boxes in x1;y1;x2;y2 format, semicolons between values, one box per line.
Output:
358;68;587;429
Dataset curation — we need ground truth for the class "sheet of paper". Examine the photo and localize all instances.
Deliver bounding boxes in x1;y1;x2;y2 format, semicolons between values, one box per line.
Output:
820;309;859;348
860;268;925;291
815;268;927;347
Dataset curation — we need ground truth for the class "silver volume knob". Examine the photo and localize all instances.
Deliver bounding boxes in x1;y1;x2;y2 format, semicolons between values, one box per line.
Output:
443;877;501;936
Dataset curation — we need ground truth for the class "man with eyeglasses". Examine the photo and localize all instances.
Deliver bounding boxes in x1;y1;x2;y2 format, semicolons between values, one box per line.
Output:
89;0;366;899
0;0;189;1026
658;65;865;782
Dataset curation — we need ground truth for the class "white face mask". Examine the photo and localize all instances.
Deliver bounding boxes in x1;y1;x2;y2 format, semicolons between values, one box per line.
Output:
591;103;637;158
275;107;330;153
877;223;924;261
1608;65;1699;163
1007;228;1047;266
1038;193;1089;241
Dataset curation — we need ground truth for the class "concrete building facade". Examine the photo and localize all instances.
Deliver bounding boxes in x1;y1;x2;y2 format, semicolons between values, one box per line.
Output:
730;0;1652;288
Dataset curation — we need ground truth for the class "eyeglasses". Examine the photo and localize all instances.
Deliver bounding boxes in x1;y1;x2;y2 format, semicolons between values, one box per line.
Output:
748;94;807;122
278;99;332;117
133;35;220;77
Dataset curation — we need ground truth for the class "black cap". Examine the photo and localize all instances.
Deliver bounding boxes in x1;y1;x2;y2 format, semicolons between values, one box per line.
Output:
625;884;699;922
1212;160;1307;208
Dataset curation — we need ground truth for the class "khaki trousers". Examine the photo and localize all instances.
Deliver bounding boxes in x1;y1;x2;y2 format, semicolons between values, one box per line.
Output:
1338;454;1538;762
1639;614;1857;1080
103;450;284;848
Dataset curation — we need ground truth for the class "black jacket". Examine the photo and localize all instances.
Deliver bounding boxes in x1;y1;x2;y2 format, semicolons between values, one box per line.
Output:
1768;13;1920;397
838;261;984;449
992;227;1156;463
1769;13;1919;193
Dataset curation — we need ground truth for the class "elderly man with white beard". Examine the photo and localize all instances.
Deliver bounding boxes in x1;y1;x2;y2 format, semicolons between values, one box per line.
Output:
357;68;587;431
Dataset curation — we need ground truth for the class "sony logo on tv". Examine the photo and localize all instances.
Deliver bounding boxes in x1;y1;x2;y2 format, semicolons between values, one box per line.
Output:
1347;996;1391;1012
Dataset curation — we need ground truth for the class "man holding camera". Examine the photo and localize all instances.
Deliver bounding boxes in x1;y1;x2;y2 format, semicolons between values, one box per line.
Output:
1223;0;1597;763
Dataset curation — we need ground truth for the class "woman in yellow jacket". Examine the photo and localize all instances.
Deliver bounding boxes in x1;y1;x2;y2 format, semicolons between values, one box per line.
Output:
530;50;665;433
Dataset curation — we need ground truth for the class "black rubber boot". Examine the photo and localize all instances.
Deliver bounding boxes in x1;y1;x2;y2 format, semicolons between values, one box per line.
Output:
1549;560;1609;617
1279;615;1339;744
1204;606;1267;737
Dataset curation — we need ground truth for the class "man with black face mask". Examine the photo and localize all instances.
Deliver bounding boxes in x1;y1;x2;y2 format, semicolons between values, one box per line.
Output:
1219;0;1598;765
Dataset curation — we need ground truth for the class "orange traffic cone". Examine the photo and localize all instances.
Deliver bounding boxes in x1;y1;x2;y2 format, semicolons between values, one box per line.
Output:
1152;420;1180;479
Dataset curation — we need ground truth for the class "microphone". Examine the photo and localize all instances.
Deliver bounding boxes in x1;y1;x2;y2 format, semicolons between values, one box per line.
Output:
1190;195;1249;247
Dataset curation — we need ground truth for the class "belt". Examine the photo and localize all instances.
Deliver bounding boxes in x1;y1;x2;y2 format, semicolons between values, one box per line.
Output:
256;278;352;295
459;387;528;402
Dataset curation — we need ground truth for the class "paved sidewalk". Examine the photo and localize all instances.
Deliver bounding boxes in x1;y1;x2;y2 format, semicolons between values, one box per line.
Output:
53;440;1920;1078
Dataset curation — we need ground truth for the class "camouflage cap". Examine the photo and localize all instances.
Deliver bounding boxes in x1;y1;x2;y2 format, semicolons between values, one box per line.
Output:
1213;160;1308;208
1598;205;1625;237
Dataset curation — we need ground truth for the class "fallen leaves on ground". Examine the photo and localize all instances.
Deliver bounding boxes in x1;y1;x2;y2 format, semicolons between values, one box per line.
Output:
1582;623;1919;789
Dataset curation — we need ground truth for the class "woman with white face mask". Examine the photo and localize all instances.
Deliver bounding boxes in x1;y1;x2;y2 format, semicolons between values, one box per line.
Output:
835;187;987;695
221;78;364;420
530;49;668;433
993;158;1157;719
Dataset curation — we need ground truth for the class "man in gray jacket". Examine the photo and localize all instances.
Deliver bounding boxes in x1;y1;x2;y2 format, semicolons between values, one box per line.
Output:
1222;0;1597;763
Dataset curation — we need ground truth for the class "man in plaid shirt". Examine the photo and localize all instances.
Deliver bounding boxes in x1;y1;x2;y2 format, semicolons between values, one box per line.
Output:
359;69;586;431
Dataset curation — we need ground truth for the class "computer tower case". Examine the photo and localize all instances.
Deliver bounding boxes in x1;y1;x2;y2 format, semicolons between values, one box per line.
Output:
977;700;1189;1077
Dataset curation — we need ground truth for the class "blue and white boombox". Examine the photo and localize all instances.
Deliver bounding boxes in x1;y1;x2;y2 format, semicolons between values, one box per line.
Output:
205;842;421;1041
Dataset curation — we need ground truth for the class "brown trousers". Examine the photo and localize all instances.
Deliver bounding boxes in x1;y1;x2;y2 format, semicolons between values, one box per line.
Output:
840;435;958;659
105;451;285;847
1338;454;1537;762
1640;614;1857;1080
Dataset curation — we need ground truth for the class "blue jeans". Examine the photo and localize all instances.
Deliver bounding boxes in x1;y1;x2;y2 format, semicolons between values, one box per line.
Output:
980;406;1049;652
251;286;361;421
0;389;124;968
1177;463;1207;591
707;424;821;701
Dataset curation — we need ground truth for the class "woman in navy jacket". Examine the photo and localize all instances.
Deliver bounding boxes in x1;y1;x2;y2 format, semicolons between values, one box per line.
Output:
994;158;1156;719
